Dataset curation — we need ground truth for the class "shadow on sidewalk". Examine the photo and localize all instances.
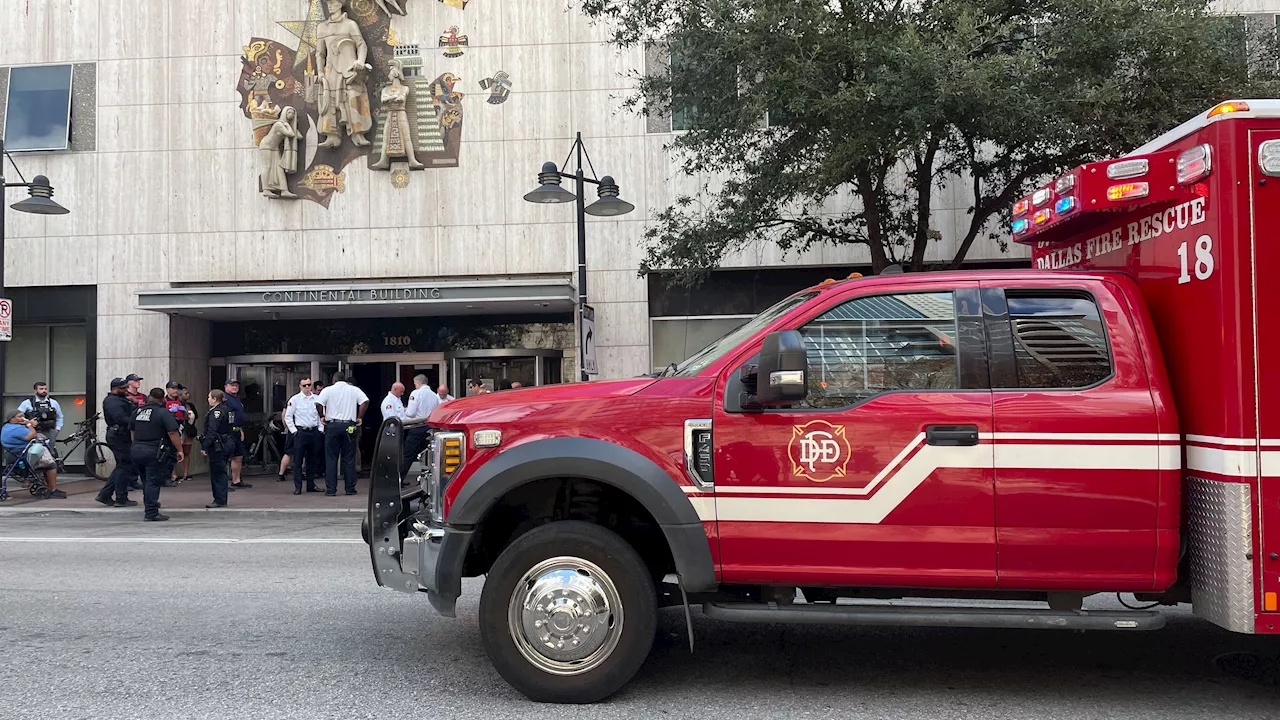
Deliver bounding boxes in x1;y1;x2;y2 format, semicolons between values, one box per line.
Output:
1;470;367;512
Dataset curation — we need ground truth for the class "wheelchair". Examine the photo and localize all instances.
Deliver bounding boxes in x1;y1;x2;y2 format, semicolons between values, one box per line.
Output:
0;441;53;501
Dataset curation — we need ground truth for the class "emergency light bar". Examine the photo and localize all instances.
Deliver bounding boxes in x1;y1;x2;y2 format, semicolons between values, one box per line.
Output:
1011;145;1208;244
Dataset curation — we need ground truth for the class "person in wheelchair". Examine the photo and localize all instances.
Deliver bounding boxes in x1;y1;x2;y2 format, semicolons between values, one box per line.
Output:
2;409;65;498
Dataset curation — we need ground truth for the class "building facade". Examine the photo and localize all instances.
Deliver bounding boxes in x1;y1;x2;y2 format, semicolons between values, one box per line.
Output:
1;0;1273;448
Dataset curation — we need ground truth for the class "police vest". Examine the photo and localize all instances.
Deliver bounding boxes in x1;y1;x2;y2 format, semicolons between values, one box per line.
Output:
28;396;57;430
133;404;173;445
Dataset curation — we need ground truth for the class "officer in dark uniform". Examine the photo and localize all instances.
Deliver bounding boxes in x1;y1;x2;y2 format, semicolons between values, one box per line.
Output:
223;378;252;490
130;388;183;522
203;389;235;508
97;378;138;508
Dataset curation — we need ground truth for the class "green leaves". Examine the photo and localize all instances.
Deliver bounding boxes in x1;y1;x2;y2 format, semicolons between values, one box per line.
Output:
583;0;1280;280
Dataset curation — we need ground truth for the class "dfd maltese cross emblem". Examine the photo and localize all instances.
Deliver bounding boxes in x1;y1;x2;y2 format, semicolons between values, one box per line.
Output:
787;420;852;483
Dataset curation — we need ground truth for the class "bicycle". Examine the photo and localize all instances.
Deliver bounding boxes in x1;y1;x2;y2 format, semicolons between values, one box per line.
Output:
243;416;284;476
55;412;113;481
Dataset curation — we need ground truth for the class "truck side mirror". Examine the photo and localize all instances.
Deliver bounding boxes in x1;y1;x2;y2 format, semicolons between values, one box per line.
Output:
755;330;808;406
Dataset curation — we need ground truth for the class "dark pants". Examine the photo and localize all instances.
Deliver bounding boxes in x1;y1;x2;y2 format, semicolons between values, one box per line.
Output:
293;427;323;490
402;426;430;479
99;444;134;503
324;421;357;494
130;443;165;519
209;451;230;505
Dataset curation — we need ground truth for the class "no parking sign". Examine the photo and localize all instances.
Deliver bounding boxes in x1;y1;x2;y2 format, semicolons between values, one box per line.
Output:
0;298;11;342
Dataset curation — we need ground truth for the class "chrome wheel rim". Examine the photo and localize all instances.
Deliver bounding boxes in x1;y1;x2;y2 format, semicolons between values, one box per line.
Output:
507;555;623;676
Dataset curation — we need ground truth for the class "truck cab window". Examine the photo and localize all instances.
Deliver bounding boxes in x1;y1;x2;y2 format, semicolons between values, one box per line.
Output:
1005;294;1111;389
799;292;959;409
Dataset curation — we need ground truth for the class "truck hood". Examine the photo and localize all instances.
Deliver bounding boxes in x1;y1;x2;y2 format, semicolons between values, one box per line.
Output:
428;377;660;427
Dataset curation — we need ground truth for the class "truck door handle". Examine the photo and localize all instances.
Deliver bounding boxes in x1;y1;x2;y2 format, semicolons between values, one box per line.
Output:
925;425;980;446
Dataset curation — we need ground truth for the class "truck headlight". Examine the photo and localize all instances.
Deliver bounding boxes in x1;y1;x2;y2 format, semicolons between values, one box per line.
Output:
428;431;465;522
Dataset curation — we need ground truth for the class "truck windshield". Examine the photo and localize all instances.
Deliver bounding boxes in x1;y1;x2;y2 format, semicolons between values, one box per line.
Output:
664;291;819;377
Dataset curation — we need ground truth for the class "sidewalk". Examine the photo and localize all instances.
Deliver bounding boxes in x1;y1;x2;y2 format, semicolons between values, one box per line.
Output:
0;468;367;516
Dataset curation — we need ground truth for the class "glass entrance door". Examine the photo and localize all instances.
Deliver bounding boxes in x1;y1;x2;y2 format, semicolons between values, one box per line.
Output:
234;363;310;429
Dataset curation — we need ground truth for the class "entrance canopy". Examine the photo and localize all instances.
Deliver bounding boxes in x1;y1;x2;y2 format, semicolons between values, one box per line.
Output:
137;277;577;321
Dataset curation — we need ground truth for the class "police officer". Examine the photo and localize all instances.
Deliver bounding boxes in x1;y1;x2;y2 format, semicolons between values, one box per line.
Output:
96;378;138;508
223;378;252;490
18;382;63;444
402;374;440;478
203;389;235;508
131;388;184;522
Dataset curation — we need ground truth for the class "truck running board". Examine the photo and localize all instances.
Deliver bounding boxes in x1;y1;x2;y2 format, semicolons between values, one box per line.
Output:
702;602;1166;631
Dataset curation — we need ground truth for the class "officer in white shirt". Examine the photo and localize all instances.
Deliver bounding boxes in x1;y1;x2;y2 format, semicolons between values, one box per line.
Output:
381;382;407;422
315;371;369;496
284;377;324;495
401;374;441;477
436;384;455;403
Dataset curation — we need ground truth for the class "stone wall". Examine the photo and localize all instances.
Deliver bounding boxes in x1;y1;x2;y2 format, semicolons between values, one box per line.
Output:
0;0;1051;384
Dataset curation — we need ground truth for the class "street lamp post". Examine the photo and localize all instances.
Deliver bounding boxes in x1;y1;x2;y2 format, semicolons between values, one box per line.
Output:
0;138;71;398
523;132;634;381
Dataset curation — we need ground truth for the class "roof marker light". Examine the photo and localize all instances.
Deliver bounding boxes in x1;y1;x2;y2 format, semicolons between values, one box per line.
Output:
1107;159;1149;180
1207;101;1249;118
1055;196;1077;215
1107;182;1149;201
1012;219;1029;235
1032;188;1052;207
1176;144;1212;185
1054;175;1075;194
1032;208;1052;225
1013;198;1031;216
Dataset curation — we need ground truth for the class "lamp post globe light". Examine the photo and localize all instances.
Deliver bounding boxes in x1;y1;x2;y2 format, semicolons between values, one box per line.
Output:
523;132;635;382
1;139;71;391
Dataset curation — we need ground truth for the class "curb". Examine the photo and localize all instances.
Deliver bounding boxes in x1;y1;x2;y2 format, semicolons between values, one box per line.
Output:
0;507;363;519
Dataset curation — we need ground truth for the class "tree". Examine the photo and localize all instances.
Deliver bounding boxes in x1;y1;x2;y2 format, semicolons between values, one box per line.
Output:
580;0;1280;278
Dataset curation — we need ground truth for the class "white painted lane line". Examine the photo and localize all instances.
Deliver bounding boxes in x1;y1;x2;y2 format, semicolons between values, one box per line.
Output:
0;537;364;544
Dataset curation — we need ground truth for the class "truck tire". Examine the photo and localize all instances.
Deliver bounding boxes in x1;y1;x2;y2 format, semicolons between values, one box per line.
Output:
479;520;657;703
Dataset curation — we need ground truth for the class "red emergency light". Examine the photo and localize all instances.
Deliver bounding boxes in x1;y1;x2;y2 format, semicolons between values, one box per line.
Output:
1012;144;1211;246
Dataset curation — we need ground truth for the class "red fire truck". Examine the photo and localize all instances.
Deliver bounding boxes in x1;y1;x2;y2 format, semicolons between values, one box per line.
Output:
366;100;1280;703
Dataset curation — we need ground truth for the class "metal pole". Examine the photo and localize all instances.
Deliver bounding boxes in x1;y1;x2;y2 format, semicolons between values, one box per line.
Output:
575;132;589;382
0;138;7;400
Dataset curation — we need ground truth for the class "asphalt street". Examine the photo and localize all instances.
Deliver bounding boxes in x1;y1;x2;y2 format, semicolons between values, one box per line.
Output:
1;514;1276;720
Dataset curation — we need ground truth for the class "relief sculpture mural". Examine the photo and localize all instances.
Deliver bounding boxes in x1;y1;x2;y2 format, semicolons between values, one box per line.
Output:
316;0;373;148
240;0;485;205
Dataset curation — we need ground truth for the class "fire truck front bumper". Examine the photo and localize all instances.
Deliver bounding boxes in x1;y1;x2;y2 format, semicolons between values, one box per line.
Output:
368;510;473;617
366;417;470;617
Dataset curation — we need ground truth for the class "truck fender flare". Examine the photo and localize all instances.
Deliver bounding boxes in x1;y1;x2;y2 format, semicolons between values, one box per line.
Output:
449;436;717;593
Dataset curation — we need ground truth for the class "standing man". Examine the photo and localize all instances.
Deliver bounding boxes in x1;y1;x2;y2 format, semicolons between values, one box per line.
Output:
162;382;188;487
96;378;138;508
315;371;368;496
125;374;146;408
131;388;183;522
381;382;407;422
402;375;440;477
202;389;234;508
19;382;63;445
284;377;324;495
223;378;252;490
437;384;454;403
